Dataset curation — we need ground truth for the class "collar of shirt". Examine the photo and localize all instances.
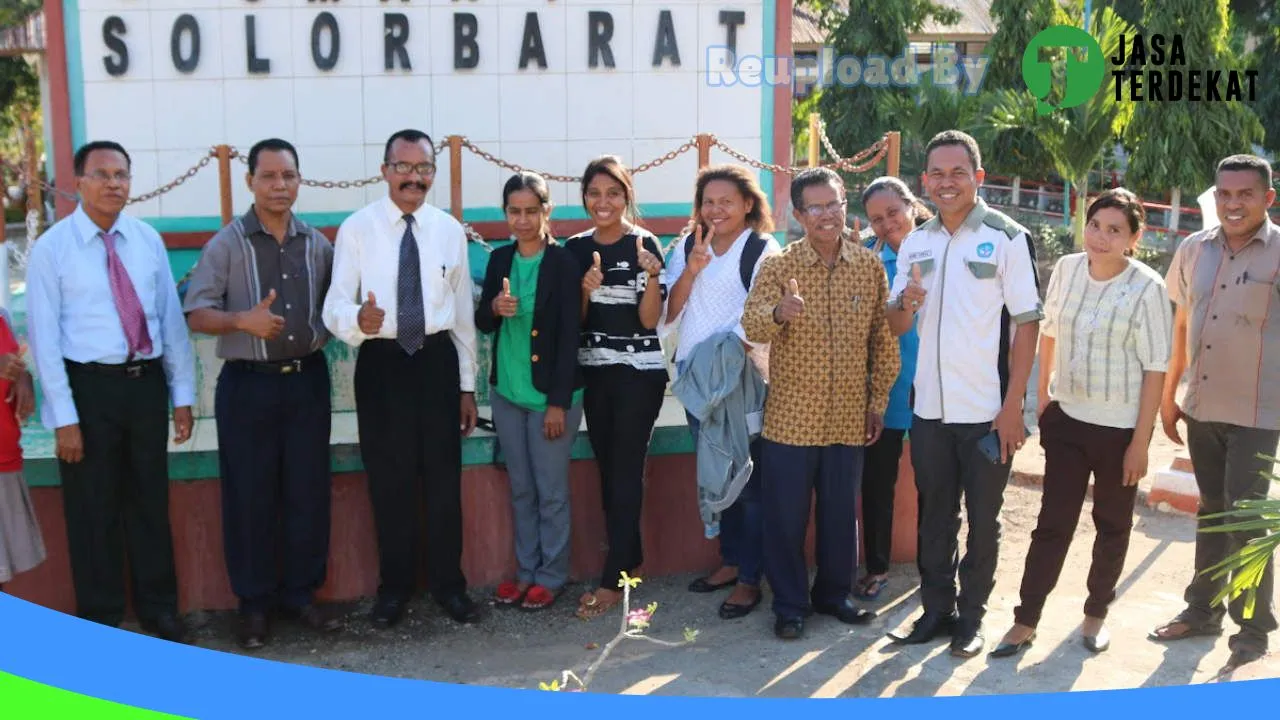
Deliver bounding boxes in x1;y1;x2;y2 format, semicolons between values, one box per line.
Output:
241;205;313;242
72;204;126;245
381;195;436;230
795;234;859;267
1212;218;1278;250
918;197;990;237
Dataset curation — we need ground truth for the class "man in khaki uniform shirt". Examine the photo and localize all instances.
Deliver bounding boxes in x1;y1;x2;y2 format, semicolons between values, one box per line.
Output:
743;167;900;640
1153;154;1280;672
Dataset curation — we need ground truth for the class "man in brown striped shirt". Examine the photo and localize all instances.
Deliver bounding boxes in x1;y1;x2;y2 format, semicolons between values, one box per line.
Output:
1153;154;1280;672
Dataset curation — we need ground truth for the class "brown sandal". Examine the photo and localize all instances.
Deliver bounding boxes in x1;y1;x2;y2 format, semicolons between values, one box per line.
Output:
1148;618;1224;642
575;589;622;620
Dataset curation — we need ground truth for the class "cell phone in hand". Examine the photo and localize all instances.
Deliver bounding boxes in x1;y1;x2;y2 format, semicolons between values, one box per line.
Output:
978;426;1031;465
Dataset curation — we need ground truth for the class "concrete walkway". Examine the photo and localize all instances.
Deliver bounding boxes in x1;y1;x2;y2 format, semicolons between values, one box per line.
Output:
170;481;1279;696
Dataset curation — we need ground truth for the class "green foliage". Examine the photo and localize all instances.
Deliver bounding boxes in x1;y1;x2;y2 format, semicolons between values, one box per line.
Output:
809;0;961;162
1122;0;1265;196
879;73;989;179
988;6;1135;246
1247;26;1280;154
0;0;41;27
792;89;823;164
1198;459;1280;620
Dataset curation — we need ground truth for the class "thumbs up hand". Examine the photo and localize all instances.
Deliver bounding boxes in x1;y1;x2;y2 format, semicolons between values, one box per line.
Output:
493;277;518;318
358;290;386;335
686;223;712;277
583;251;605;295
773;278;805;324
239;288;286;340
636;236;662;278
901;263;927;312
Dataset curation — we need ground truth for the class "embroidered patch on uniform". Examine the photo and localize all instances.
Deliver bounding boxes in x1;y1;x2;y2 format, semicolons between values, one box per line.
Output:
976;242;994;259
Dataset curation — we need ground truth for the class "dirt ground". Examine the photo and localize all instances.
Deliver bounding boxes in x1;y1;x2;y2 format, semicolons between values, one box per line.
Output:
170;479;1280;697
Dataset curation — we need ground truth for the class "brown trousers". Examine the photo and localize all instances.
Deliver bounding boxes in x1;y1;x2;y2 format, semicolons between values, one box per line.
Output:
1014;402;1138;627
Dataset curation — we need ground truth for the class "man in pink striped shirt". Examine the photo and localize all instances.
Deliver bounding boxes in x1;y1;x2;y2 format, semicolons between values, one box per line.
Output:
1154;154;1280;673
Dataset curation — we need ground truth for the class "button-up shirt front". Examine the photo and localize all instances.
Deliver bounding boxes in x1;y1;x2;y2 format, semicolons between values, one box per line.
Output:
183;207;333;361
889;198;1044;424
321;196;477;391
1167;219;1280;430
26;205;197;429
742;236;900;447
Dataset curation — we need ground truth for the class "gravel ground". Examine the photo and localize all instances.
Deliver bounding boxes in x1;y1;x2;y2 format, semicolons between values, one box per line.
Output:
169;483;1280;697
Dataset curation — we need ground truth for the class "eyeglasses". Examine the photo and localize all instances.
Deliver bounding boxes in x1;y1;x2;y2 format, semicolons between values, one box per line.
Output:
802;200;846;218
388;162;437;176
85;170;131;183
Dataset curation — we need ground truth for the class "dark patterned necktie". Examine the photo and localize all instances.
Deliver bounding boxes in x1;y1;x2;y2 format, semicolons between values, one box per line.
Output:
397;214;425;354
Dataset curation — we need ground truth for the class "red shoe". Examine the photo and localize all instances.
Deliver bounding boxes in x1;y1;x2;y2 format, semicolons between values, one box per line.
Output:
521;585;558;610
494;581;529;605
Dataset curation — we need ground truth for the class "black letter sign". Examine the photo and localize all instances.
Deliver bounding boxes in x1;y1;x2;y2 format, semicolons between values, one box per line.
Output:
170;14;201;73
652;10;680;67
384;13;411;70
719;10;745;57
588;11;615;69
103;16;129;76
518;12;547;70
245;15;270;74
310;11;340;71
454;13;479;69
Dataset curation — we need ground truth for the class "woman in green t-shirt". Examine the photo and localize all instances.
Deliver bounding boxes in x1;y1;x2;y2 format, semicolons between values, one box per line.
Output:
475;172;585;610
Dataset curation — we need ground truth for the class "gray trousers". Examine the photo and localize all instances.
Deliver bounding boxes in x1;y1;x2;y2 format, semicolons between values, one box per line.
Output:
1184;418;1280;652
491;390;582;591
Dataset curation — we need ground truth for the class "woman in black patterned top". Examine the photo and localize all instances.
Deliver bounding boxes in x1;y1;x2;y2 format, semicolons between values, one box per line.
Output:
564;155;669;620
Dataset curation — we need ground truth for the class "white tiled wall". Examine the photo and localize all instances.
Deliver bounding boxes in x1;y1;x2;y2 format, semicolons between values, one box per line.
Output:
76;0;768;220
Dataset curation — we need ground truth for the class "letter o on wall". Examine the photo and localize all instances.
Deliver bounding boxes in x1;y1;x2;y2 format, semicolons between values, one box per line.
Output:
170;14;201;73
311;12;340;71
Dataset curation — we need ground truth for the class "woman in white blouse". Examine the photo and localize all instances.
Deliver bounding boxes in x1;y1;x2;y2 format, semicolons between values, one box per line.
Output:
992;188;1173;658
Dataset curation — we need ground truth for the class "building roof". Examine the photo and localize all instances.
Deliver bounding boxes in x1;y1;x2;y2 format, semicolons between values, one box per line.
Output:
793;0;995;47
0;11;44;56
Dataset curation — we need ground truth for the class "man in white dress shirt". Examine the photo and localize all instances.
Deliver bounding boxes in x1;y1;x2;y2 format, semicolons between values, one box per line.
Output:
322;129;480;628
26;140;196;642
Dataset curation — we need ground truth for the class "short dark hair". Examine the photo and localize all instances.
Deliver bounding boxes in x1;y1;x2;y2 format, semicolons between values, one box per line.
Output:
1216;154;1273;190
248;138;299;175
861;175;934;225
790;167;843;211
383;129;435;163
74;140;131;176
924;130;982;172
502;171;552;209
1087;187;1146;235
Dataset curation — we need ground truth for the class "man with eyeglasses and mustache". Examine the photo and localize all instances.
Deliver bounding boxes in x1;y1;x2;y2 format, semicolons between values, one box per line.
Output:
322;129;481;629
183;138;339;649
26;140;197;643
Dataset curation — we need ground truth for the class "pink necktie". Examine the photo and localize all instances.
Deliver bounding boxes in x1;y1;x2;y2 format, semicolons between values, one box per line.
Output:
100;231;153;361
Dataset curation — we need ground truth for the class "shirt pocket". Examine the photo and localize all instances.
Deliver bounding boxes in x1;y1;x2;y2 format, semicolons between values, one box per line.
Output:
1240;274;1279;322
966;259;998;280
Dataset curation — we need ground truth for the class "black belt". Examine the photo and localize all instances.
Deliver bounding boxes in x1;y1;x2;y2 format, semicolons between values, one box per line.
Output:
227;351;322;375
66;358;161;379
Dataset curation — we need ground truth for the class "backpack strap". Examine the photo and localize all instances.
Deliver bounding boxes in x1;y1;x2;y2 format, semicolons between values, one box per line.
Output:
738;231;770;291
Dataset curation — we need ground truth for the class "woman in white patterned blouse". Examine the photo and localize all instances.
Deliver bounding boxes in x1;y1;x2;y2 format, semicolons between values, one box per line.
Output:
993;188;1173;659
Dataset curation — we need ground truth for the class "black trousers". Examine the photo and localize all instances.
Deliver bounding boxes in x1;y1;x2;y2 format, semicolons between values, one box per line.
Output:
861;428;906;576
215;352;332;614
582;365;667;591
355;336;465;602
910;416;1012;629
1183;418;1280;653
58;360;177;626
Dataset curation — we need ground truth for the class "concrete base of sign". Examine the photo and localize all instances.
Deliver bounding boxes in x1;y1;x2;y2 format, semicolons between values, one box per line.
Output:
1147;455;1200;515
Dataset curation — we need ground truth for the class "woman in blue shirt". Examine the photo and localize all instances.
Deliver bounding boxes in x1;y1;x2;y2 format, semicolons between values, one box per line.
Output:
854;176;931;600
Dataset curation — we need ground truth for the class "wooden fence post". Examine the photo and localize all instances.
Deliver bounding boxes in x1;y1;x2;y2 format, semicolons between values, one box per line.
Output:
449;135;463;222
886;131;901;178
808;113;820;168
696;133;712;169
215;144;233;226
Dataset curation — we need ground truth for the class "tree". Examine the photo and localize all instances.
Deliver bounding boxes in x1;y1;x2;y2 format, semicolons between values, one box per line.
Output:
809;0;961;166
988;6;1136;246
1248;27;1280;155
981;0;1074;180
879;74;989;180
1122;0;1264;206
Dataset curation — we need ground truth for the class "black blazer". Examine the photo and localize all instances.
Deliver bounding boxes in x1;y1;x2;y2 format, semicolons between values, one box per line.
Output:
475;239;583;409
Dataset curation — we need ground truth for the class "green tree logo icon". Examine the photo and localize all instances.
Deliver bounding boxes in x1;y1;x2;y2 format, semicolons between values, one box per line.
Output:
1021;25;1106;115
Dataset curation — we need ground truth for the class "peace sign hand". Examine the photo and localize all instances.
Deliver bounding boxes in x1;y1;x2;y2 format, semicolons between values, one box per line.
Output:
686;224;712;277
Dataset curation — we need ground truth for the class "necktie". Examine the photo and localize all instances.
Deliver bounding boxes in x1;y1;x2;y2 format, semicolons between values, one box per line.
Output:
397;214;426;354
100;231;153;361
